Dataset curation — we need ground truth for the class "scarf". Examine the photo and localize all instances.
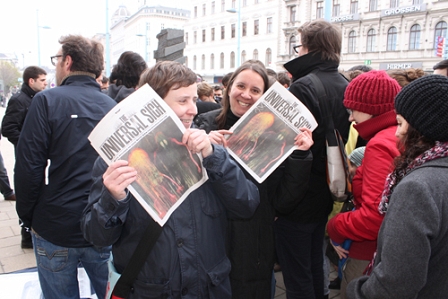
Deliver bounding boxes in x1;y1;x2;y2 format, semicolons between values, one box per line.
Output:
378;141;448;214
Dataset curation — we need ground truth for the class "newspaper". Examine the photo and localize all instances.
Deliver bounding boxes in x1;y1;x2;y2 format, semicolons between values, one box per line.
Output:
226;81;318;183
89;84;208;226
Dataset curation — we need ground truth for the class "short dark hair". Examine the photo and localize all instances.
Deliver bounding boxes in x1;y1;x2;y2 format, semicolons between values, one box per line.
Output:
213;85;223;91
433;59;448;71
23;66;46;86
110;51;147;88
138;61;197;100
277;71;291;87
348;65;373;72
299;20;342;63
221;72;233;88
59;35;104;78
101;75;109;84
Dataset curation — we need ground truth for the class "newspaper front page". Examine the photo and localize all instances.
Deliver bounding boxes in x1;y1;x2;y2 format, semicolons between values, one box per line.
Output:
89;84;208;226
226;81;318;183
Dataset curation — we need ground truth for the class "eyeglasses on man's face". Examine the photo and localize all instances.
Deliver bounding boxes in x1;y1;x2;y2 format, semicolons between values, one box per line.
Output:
293;45;302;54
51;55;63;66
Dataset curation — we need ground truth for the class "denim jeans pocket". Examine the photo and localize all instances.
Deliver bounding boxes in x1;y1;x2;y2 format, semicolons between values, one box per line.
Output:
33;232;69;272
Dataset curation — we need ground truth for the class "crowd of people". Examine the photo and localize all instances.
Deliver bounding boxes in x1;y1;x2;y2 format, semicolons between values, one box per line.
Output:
1;18;448;299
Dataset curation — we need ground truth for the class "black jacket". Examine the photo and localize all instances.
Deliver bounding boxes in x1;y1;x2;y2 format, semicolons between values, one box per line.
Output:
195;109;313;298
283;52;350;223
1;84;37;147
15;74;116;247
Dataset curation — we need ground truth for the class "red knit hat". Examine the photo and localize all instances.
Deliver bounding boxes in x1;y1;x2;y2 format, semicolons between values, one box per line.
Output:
343;70;401;116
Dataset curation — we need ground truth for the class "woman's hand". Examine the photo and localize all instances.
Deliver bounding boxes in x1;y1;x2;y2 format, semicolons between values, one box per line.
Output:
294;127;314;151
208;129;233;147
183;128;214;158
103;160;137;200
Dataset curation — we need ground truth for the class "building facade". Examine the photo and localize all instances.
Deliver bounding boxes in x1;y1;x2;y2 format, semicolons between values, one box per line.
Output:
280;0;448;72
110;4;190;67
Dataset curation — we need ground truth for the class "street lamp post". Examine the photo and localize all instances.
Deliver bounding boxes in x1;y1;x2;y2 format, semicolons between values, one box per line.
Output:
136;27;149;63
36;9;50;67
227;0;241;67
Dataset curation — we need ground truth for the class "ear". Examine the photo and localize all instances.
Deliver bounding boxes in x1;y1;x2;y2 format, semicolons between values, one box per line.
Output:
64;55;73;71
28;78;35;86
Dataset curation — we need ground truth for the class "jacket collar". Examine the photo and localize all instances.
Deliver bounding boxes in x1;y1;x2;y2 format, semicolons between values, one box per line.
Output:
283;52;340;81
61;71;96;86
354;110;397;141
20;83;37;98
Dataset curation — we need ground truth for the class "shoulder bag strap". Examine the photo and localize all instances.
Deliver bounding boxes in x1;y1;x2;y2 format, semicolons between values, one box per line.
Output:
113;218;163;298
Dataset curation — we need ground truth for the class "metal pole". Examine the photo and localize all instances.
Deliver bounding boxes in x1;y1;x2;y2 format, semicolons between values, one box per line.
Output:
105;0;111;76
236;0;241;67
145;23;149;62
37;9;41;66
324;0;332;21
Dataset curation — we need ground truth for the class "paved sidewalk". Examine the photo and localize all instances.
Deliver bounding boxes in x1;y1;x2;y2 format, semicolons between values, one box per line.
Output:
0;107;341;298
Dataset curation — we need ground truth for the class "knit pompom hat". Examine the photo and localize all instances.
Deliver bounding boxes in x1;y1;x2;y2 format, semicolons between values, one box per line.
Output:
395;74;448;141
343;70;401;116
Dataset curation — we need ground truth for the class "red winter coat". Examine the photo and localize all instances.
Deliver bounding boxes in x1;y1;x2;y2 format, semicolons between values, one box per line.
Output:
327;110;400;260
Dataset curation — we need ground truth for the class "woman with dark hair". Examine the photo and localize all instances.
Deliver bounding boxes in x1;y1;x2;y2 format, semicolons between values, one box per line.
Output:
347;75;448;298
195;60;314;298
108;51;147;103
82;61;260;298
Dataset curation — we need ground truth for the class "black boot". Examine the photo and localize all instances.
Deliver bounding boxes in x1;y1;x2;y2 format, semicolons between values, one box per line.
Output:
21;227;33;249
329;276;341;290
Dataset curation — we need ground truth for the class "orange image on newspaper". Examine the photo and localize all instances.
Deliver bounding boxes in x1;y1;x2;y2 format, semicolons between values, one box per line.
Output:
226;108;297;177
125;118;204;219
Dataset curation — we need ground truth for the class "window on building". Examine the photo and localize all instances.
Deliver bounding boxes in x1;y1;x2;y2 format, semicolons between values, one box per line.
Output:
212;1;215;14
255;0;259;3
290;6;296;22
253;49;258;60
185;32;188;45
231;24;236;38
211;54;215;69
348;30;356;53
242;22;247;36
201;55;205;70
203;4;206;16
221;26;225;39
221;0;225;12
220;52;224;68
289;35;296;55
412;0;422;4
193;55;197;70
369;0;377;11
267;17;273;33
409;24;421;50
230;52;235;68
390;0;399;8
194;31;197;43
434;21;447;48
211;28;215;41
316;2;323;19
350;0;358;14
202;29;206;42
232;0;236;9
333;0;340;17
387;27;397;51
194;6;197;18
366;29;376;52
265;48;272;66
243;0;247;6
242;50;246;63
254;20;259;35
161;24;165;30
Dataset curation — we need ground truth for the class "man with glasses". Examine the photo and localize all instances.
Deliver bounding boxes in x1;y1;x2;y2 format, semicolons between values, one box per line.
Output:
275;20;351;299
14;35;115;299
1;66;47;248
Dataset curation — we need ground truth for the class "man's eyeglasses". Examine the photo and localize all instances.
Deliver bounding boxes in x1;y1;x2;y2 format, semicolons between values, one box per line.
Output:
51;55;63;66
293;45;302;54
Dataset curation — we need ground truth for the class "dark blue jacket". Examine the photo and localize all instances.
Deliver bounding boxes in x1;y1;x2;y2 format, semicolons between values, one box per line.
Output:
15;74;116;247
81;146;260;299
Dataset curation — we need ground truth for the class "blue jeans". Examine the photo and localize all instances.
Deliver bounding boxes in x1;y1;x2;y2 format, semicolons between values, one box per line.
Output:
274;218;327;299
0;152;13;198
31;231;110;299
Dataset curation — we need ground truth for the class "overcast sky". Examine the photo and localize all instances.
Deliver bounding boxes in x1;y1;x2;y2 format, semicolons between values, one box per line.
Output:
0;0;190;68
